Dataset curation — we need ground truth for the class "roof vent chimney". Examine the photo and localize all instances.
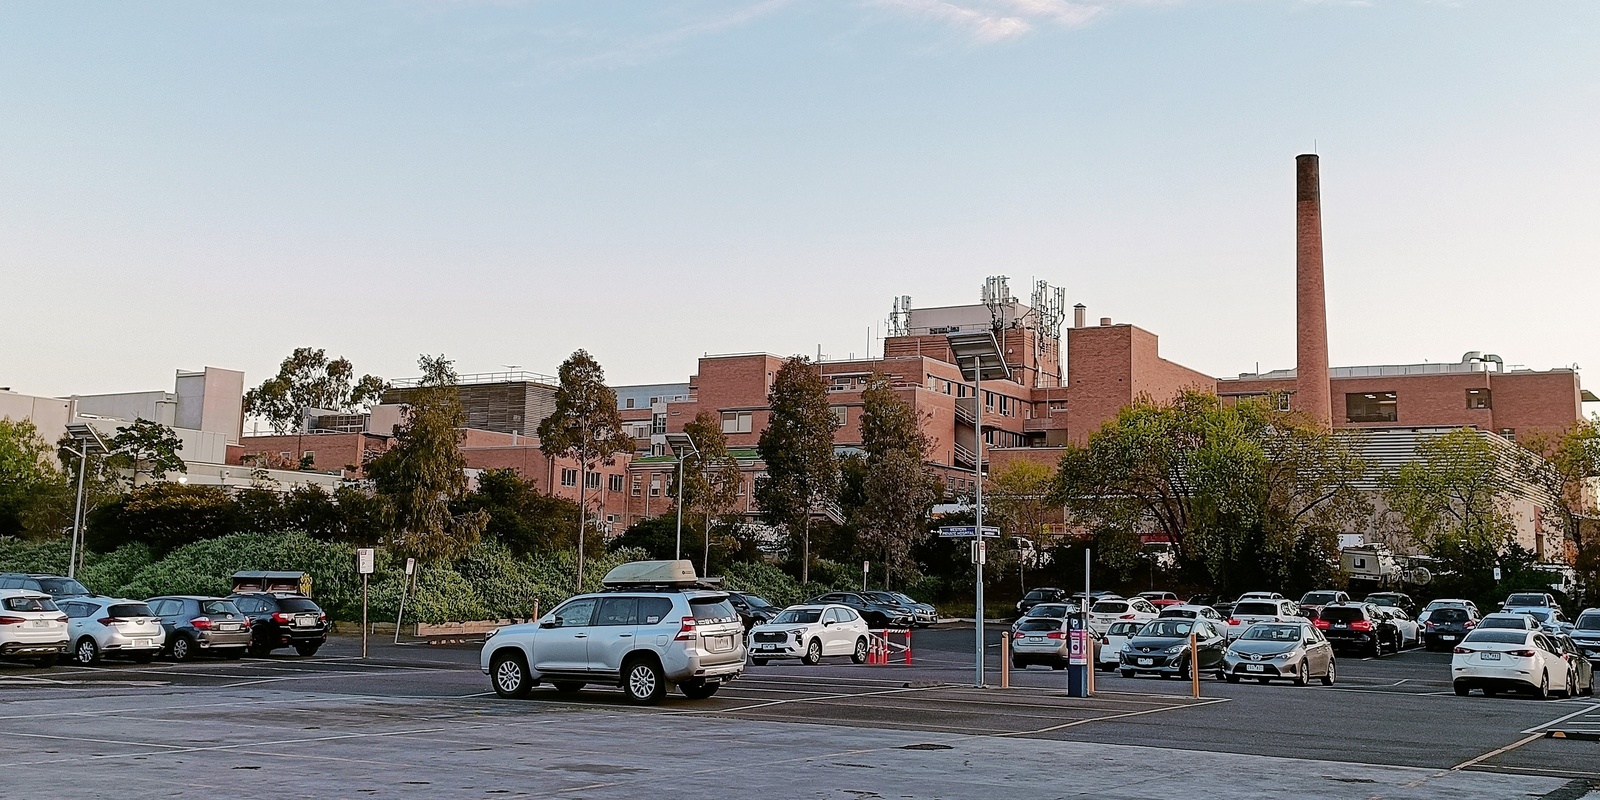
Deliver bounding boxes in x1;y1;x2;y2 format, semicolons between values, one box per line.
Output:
1073;304;1086;329
1099;317;1112;327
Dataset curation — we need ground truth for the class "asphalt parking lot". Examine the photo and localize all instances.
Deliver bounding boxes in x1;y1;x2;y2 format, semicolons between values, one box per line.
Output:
0;625;1594;798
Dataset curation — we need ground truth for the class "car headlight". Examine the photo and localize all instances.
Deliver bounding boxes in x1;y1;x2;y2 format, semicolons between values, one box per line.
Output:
485;629;499;640
1165;645;1185;655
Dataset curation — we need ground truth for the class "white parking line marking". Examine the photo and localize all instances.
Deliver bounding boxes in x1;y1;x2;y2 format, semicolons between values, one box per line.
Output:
995;697;1231;737
687;684;945;713
1450;733;1545;771
1520;702;1600;734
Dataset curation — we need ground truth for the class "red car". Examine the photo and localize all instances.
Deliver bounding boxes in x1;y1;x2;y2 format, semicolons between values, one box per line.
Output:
1138;592;1183;608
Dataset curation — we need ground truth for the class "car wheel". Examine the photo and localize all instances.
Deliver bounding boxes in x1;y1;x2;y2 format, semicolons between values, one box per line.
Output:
851;637;868;665
1564;668;1579;698
170;635;196;662
1454;681;1470;697
622;658;666;705
1225;673;1240;684
293;643;321;657
490;651;532;699
802;639;822;666
1367;640;1381;659
247;637;272;658
1176;656;1192;682
553;681;584;693
681;682;719;700
1534;671;1550;700
74;637;100;666
1294;660;1309;687
1120;669;1135;679
1321;660;1336;686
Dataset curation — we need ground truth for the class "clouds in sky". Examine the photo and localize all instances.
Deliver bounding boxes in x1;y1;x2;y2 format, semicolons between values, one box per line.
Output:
869;0;1118;42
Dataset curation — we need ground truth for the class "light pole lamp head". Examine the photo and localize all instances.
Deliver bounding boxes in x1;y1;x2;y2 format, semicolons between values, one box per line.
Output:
945;331;1010;383
664;432;699;459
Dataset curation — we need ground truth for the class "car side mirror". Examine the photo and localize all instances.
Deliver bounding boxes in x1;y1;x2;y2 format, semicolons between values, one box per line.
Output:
540;619;558;629
822;619;834;626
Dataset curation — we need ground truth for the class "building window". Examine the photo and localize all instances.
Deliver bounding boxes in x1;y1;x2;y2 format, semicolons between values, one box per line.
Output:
585;471;601;489
605;515;617;524
649;396;659;406
1276;393;1292;412
831;406;848;426
1467;389;1491;410
626;398;635;409
561;468;578;487
650;478;662;497
1345;392;1398;423
1499;428;1516;442
609;474;624;492
721;411;753;434
631;476;642;496
651;443;665;457
651;413;667;435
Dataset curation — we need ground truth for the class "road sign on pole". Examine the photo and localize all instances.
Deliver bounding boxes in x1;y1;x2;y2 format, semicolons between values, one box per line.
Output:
356;548;375;658
938;526;1000;538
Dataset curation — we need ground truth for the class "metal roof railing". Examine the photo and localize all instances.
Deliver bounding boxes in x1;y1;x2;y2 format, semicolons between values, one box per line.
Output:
389;370;559;389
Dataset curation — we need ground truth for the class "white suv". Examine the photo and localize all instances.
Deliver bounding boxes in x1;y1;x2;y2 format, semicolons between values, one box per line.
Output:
481;561;746;704
748;604;870;665
0;590;69;667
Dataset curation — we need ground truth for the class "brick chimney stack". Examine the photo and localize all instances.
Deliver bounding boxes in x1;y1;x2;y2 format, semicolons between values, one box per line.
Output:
1295;154;1333;427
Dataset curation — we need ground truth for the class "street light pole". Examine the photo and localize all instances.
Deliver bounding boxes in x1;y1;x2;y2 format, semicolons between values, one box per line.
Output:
674;456;686;561
972;355;986;689
67;443;88;579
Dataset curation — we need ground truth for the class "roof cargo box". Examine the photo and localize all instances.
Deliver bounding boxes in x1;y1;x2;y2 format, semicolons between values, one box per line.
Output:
232;571;313;596
601;560;699;588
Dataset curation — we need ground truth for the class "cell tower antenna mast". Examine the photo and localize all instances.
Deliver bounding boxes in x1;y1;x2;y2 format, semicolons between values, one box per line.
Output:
887;295;912;337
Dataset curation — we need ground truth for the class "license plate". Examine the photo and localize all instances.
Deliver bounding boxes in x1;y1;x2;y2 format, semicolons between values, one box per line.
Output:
760;644;776;651
31;620;52;628
220;623;240;631
1027;636;1043;643
1333;623;1347;629
708;636;733;653
1245;664;1265;672
294;617;314;627
1440;635;1455;641
1481;652;1501;661
134;639;151;648
1137;658;1153;666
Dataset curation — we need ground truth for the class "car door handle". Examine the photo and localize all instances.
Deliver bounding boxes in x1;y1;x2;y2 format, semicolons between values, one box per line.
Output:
573;634;587;639
618;634;632;638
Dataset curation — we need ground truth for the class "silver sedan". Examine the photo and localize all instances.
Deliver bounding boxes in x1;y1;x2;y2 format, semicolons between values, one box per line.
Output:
1223;621;1335;686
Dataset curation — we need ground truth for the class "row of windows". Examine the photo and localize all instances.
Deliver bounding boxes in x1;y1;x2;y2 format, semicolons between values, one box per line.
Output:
620;395;688;410
1344;389;1492;423
558;470;626;493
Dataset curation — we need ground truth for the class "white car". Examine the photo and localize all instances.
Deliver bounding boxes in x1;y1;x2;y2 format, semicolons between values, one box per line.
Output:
1225;599;1302;640
748;604;870;666
1097;620;1145;671
1238;592;1286;601
1159;604;1227;625
59;597;166;665
0;589;69;667
1419;599;1479;625
1452;628;1580;699
1089;597;1159;634
1381;606;1421;649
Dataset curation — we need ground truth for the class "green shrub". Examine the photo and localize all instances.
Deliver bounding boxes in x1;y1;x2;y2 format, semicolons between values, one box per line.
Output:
112;532;363;616
0;536;72;574
78;543;156;594
405;566;491;624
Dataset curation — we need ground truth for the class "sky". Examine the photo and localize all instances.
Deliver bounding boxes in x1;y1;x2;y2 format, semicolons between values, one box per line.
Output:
2;1;1597;397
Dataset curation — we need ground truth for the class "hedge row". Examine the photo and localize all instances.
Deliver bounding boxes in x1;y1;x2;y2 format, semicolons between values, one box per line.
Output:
0;535;865;625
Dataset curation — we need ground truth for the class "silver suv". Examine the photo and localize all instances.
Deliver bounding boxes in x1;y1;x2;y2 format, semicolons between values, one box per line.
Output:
481;561;746;705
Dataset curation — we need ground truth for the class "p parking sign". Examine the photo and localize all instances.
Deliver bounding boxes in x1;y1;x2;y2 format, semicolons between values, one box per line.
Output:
356;548;375;575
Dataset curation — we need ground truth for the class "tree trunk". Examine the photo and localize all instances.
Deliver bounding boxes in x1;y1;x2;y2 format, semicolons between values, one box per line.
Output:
577;466;587;592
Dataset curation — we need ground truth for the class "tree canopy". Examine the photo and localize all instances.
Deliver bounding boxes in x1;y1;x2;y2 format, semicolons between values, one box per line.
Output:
754;356;840;583
109;418;187;487
244;347;389;434
852;373;938;588
537;350;633;586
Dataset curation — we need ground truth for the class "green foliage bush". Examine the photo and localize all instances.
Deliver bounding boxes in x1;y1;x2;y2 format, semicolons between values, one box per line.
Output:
0;536;72;574
79;543;156;594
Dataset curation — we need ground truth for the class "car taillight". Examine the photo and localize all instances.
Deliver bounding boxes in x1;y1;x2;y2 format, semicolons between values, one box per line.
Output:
1012;631;1024;639
1350;620;1373;632
1509;649;1536;658
1463;621;1476;629
271;612;291;624
98;617;121;625
1454;647;1472;654
192;617;213;630
674;616;697;641
1119;614;1135;619
242;618;252;628
1313;619;1330;630
0;616;25;625
1227;618;1239;626
317;613;327;623
1046;631;1067;640
1425;621;1436;629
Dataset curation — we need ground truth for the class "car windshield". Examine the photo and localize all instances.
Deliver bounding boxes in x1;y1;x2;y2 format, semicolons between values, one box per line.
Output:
689;597;738;623
1464;630;1530;645
890;593;917;605
1160;608;1197;618
1092;601;1129;614
1521;609;1554;622
1107;621;1144;636
108;603;154;618
1028;604;1071;618
1024;590;1057;601
201;600;240;615
1431;608;1470;623
774;609;822;624
1301;592;1340;605
1505;594;1547;607
1320;607;1365;623
2;596;57;612
864;592;897;604
277;598;321;613
1241;624;1305;642
1233;602;1280;617
1018;619;1062;632
1138;619;1194;638
1479;616;1528;629
36;577;89;596
1577;613;1600;631
742;594;774;609
1366;596;1398;607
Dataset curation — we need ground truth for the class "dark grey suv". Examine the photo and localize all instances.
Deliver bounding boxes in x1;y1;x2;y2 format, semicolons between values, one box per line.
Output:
230;593;329;657
147;596;253;660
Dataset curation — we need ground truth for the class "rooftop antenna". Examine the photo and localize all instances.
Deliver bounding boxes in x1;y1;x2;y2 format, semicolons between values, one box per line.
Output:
887;295;911;337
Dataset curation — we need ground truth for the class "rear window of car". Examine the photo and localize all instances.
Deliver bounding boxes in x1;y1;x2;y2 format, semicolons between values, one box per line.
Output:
1506;594;1547;606
1233;602;1280;617
276;598;321;613
1301;592;1340;605
1577;613;1600;631
1431;608;1469;623
689;597;737;624
1107;621;1144;635
108;603;154;617
1464;630;1530;645
1024;590;1057;601
201;600;240;615
3;596;57;612
1319;607;1366;623
1092;601;1129;614
1479;616;1528;629
1017;618;1061;632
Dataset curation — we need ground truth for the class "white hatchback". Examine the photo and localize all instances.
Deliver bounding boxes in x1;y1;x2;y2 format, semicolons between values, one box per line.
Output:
60;597;166;665
1089;598;1159;635
1226;599;1302;640
748;604;870;665
0;590;69;667
1452;628;1577;699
